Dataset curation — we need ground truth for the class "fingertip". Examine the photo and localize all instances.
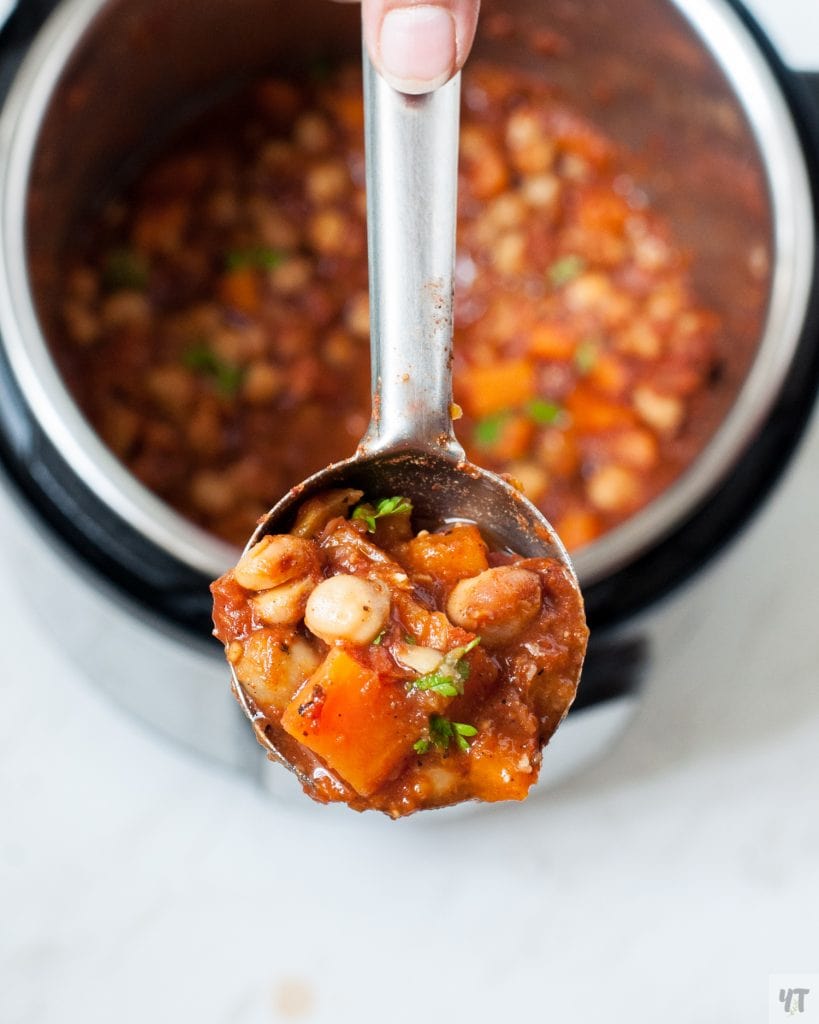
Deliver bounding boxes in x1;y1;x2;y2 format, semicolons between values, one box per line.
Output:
377;5;457;94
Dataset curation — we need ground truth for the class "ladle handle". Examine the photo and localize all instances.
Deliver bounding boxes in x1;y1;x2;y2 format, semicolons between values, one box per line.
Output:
361;50;464;459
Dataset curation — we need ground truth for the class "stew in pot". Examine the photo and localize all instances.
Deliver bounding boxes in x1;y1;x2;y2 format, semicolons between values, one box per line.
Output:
53;62;721;554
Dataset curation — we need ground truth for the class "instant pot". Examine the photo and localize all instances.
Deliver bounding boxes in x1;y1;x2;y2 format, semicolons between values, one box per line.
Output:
0;0;817;791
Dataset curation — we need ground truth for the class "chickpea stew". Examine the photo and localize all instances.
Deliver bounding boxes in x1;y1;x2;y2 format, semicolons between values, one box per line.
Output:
211;490;588;814
54;62;721;555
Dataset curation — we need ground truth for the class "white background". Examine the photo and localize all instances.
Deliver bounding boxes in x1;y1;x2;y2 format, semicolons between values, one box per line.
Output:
2;2;819;1023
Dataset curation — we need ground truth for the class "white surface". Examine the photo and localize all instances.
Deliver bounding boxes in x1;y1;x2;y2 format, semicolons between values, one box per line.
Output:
2;3;819;1022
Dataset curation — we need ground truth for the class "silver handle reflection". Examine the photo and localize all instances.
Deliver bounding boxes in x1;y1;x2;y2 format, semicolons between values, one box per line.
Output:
361;50;463;459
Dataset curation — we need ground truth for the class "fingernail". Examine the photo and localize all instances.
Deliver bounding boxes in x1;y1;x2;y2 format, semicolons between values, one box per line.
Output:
379;5;456;94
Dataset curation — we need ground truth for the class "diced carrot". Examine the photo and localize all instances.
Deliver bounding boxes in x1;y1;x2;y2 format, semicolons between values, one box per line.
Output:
218;268;261;315
395;523;489;586
528;323;576;361
281;648;416;796
566;385;636;432
460;359;536;418
587;352;630;397
576;189;630;235
466;732;538;802
554;509;603;551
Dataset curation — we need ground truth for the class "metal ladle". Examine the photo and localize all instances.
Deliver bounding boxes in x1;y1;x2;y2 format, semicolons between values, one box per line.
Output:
231;51;582;761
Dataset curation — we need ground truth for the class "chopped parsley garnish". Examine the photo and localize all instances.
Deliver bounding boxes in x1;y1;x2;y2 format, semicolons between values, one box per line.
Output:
410;638;481;697
225;246;288;272
547;253;585;287
102;248;149;291
574;338;600;374
524;398;563;425
414;715;478;755
473;412;511;447
182;344;244;397
352;496;413;532
372;631;385;646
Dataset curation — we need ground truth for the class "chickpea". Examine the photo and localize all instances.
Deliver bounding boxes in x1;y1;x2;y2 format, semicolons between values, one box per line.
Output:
247;196;299;249
345;291;370;339
486;192;526;231
205;189;239;228
508;462;550;503
251;576;317;626
633;385;684;436
242;362;285;404
446;567;542;646
615;319;662;359
190;471;236;516
294;112;333;154
234;535;321;592
522;173;560;210
101;291;151;332
186;403;225;457
304;574;390;645
607;428;660;471
322;330;356;369
100;403;140;457
308;209;347;256
269;257;312;295
146;365;197;415
62;300;100;347
492;232;526;277
586;464;640;513
67;266;98;302
305;159;349;205
506;109;556;175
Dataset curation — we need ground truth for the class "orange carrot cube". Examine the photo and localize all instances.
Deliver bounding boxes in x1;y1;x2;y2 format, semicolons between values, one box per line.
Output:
281;648;416;796
460;360;535;418
395;523;489;586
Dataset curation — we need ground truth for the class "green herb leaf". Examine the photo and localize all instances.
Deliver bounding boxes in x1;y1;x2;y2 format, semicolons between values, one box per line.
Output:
182;344;244;398
225;246;288;272
525;398;564;426
414;715;479;755
351;496;413;532
473;412;511;447
411;674;460;698
403;634;417;645
574;338;600;375
409;637;481;697
429;715;454;750
102;248;150;291
372;631;385;646
547;254;585;288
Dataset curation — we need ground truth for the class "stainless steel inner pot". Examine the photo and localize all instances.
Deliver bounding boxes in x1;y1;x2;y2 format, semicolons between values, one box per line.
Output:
0;0;814;588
